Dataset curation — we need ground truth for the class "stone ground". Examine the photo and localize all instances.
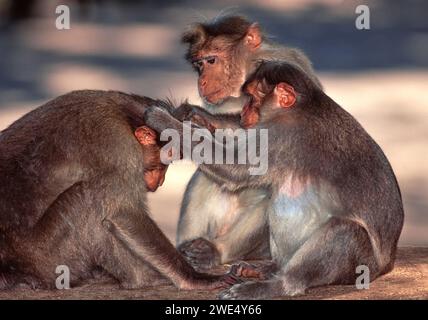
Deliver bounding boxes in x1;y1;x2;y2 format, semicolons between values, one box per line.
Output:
0;248;426;300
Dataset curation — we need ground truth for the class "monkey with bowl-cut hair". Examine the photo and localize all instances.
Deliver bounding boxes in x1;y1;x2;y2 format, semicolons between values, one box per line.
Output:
144;61;404;299
0;90;238;291
175;15;323;271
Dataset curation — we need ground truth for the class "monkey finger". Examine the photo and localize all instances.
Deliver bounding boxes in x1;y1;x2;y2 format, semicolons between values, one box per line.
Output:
179;238;215;254
230;261;262;279
208;274;243;290
172;104;195;121
222;274;243;286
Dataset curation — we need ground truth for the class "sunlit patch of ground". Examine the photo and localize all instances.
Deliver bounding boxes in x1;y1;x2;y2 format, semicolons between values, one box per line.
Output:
0;248;426;299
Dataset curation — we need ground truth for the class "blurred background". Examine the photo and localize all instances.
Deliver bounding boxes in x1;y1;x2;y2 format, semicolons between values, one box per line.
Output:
0;0;427;246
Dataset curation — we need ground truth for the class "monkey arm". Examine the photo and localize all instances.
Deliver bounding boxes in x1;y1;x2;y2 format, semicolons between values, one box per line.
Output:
173;104;241;130
103;206;235;290
144;105;271;189
103;209;197;288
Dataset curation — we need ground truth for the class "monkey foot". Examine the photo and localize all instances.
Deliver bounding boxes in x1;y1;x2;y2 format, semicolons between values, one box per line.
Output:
215;273;243;289
218;281;272;300
178;238;221;271
229;261;277;280
218;278;293;300
172;105;216;132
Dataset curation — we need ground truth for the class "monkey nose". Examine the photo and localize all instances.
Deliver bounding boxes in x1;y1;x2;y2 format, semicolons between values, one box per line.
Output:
199;78;207;88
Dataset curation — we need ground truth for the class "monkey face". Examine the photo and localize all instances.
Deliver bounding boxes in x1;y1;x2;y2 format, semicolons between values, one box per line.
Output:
191;43;245;105
144;166;167;192
134;125;169;192
183;18;263;106
241;76;296;127
240;80;263;128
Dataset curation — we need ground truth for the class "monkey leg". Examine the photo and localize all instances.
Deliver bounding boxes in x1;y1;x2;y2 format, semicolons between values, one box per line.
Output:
20;180;171;289
177;172;271;269
15;181;163;289
214;188;271;264
97;169;241;290
12;182;100;288
0;270;44;290
219;218;380;299
22;176;238;290
97;232;171;289
177;171;232;269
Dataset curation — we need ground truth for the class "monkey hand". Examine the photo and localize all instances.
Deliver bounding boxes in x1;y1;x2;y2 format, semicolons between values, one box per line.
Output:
173;103;196;122
178;237;221;271
240;101;260;128
173;105;216;132
183;272;243;290
229;261;277;280
144;105;179;134
191;114;217;132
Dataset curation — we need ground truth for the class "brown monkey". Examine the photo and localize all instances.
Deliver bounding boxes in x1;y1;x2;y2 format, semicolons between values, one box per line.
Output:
0;90;237;290
175;15;322;270
143;61;404;299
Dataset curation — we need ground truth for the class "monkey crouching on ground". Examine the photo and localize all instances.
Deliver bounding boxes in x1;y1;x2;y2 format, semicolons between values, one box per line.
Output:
143;61;404;299
0;90;238;290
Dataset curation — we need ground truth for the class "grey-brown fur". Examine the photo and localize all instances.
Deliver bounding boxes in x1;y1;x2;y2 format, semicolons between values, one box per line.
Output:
143;61;404;299
177;15;321;270
0;90;234;290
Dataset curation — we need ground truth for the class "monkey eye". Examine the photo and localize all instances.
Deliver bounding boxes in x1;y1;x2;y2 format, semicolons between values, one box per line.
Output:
206;56;216;64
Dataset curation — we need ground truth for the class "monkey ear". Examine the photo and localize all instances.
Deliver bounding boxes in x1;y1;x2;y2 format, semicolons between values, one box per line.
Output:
135;126;157;146
274;83;296;109
245;23;262;50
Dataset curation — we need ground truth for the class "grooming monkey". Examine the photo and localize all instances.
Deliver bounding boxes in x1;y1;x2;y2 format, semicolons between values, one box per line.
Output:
0;90;237;290
144;61;404;299
175;15;322;269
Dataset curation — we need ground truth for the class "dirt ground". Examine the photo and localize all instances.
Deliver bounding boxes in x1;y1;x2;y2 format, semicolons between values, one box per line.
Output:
0;247;426;300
